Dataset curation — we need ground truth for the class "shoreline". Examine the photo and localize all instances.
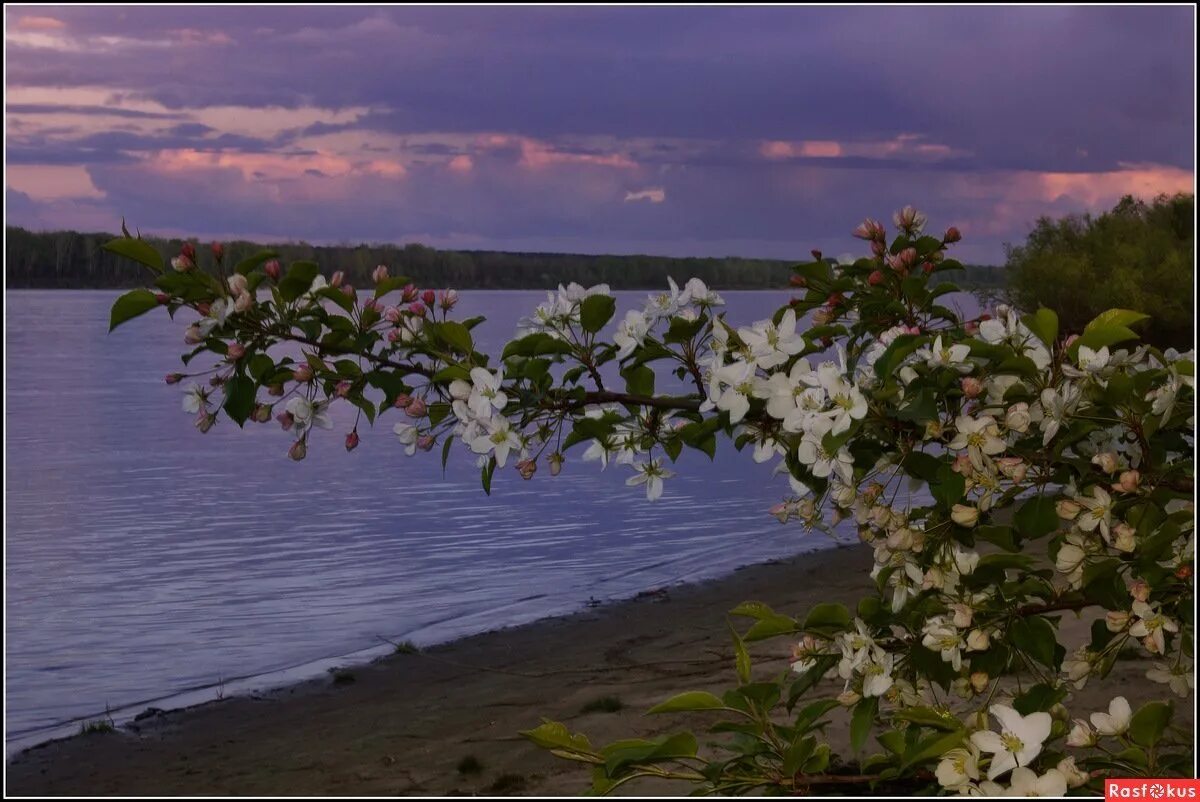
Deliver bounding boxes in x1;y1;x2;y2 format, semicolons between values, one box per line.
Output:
6;542;1183;796
4;537;852;758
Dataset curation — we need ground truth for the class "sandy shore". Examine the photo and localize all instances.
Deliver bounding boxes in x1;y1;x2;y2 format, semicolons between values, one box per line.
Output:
6;542;1186;796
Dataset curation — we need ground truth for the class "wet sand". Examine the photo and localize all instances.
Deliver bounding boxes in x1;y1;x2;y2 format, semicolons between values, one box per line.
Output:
5;542;1183;796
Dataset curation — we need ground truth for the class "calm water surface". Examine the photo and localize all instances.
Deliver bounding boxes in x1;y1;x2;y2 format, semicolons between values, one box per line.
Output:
5;289;979;748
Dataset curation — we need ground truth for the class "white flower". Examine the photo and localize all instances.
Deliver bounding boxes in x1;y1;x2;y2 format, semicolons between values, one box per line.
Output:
181;384;209;414
1129;601;1179;655
703;359;757;424
613;309;651;359
755;358;824;425
684;277;723;306
1057;757;1089;789
1066;719;1096;747
286;397;333;433
949;415;1006;471
919;335;973;373
469;416;521;467
1146;659;1193;697
1076;485;1114;538
922;619;965;671
860;649;895;697
951;504;980;528
626;458;674;501
1039;383;1081;445
936;746;981;790
467;367;508;420
797;417;854;483
1055;532;1092;588
970;704;1052;780
1089;696;1132;736
393;422;419;455
738;309;806;369
982;767;1067;797
645;277;688;319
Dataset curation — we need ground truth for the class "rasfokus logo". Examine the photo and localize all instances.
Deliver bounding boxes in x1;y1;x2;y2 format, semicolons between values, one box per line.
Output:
1107;780;1200;800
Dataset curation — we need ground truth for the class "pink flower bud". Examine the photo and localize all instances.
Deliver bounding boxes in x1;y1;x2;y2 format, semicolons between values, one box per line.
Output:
267;383;284;397
852;218;885;242
870;240;887;258
329;271;344;288
439;289;459;310
811;249;823;261
1114;470;1140;494
1091;451;1119;474
922;261;935;275
264;259;281;280
385;306;402;324
276;411;295;431
964;321;979;335
548;452;563;476
228;274;248;296
196;302;211;316
789;274;807;288
234;291;254;313
417;434;436;452
345;430;360;451
1129;580;1150;603
421;289;436;306
252;403;272;423
156;292;171;305
393;392;411;409
372;265;389;284
405;397;427;418
181;242;196;261
961;376;983;398
172;255;195;272
288;439;307;461
1064;334;1080;348
868;270;884;286
387;329;403;343
944;226;962;244
226;343;246;361
165;373;183;385
408;302;427;317
900;247;918;267
292;364;314;383
341;284;356;299
335;380;352;398
210;242;224;261
516;458;537;480
401;284;419;303
184;324;204;345
951;453;973;475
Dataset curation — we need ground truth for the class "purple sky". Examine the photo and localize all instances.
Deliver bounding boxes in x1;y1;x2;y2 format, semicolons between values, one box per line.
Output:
5;6;1195;263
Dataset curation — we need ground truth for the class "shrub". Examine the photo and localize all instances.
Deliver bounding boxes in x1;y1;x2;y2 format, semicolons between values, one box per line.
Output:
1005;193;1194;349
107;207;1194;795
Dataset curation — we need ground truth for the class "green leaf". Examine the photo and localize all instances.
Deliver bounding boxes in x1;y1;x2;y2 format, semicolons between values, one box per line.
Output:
520;720;594;753
901;730;966;770
431;320;473;354
279;261;321;302
222;376;256;427
802;603;851;631
1010;616;1059;669
787;655;839;711
234;249;278;276
102;237;164;274
1085;308;1151;331
893;706;964;731
850;696;878;754
109;289;160;331
730;625;751;685
743;614;797;641
621;363;655;397
1021;307;1059;349
931;464;965;508
1014;495;1059;540
647;691;726;714
579;294;617;334
1012;683;1068;715
1129;701;1172;748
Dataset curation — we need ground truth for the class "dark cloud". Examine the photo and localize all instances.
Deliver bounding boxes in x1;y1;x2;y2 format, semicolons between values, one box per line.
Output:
4;5;1194;261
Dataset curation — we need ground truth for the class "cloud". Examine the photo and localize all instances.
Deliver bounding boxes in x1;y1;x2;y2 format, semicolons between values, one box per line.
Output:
5;165;105;200
624;188;666;204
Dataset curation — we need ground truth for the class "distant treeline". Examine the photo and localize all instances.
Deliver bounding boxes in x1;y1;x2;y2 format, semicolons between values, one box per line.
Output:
4;226;1006;291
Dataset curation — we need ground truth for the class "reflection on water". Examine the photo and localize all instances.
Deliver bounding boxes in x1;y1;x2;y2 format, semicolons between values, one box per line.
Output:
4;289;979;744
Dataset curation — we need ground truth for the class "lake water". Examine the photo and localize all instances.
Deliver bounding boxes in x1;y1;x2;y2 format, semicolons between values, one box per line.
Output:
4;288;979;750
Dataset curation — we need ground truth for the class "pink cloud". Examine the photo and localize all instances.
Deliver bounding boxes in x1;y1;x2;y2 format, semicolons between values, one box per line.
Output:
149;149;405;182
15;15;65;31
760;134;966;162
171;29;234;46
475;134;637;170
447;154;474;173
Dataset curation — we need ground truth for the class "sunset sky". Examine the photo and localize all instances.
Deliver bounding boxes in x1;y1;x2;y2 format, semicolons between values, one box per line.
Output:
4;5;1195;263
